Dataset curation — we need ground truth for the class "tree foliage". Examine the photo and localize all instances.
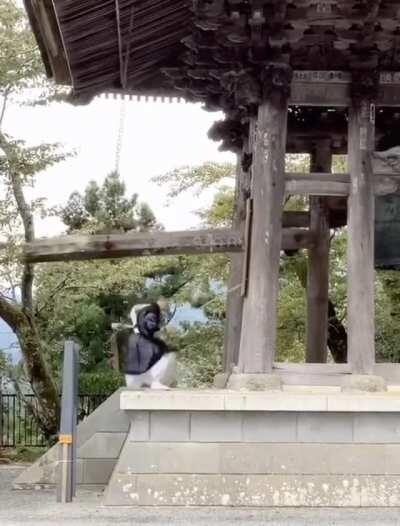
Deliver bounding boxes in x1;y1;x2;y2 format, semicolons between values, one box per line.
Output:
0;1;43;97
167;323;223;387
36;170;212;389
152;162;235;199
0;0;73;438
61;171;158;233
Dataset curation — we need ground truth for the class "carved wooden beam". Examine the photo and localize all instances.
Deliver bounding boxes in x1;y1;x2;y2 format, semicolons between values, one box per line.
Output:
291;71;400;107
166;67;400;109
24;227;316;263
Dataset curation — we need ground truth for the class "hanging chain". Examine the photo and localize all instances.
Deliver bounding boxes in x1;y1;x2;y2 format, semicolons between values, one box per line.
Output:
114;4;135;173
114;98;126;174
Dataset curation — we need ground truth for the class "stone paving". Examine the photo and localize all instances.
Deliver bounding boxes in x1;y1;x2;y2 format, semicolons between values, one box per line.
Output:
2;466;400;526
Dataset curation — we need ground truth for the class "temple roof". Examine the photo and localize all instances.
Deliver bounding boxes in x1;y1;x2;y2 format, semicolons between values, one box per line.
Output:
25;1;400;103
24;1;400;159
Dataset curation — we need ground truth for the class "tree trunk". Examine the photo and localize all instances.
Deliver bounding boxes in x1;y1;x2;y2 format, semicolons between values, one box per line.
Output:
0;296;59;437
0;131;60;437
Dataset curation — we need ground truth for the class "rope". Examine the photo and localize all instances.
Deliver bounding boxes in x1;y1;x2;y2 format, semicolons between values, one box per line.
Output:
199;283;242;311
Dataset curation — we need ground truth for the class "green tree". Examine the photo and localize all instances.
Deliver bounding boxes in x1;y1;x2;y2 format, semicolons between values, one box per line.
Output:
0;349;11;391
0;0;71;437
36;172;199;391
168;323;223;387
61;171;158;233
375;271;400;363
36;161;238;391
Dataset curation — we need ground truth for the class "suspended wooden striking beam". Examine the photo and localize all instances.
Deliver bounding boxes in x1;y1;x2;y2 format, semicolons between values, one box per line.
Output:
26;171;400;265
24;229;242;263
24;227;316;263
285;173;400;196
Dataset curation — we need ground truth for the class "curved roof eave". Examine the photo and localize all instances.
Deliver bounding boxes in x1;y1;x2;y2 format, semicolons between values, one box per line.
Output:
23;0;71;85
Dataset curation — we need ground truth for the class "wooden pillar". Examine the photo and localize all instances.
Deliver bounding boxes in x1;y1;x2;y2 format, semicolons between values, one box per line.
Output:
347;98;376;374
306;140;331;363
238;90;289;374
223;147;251;372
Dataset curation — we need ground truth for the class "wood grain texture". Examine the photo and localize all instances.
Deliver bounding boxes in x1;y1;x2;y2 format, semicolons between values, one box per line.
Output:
23;227;315;263
306;141;331;364
223;150;251;372
24;229;243;263
347;100;376;374
285;173;399;196
239;94;288;374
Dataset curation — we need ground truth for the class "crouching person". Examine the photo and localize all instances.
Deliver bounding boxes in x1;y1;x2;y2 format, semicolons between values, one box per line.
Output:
117;303;176;389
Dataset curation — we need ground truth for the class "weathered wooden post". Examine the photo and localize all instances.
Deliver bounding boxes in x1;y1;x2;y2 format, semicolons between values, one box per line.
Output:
346;75;385;390
57;340;79;502
229;66;291;389
223;135;252;373
306;139;332;363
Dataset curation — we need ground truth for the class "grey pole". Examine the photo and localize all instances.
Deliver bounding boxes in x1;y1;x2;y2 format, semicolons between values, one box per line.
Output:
57;340;79;503
72;342;79;497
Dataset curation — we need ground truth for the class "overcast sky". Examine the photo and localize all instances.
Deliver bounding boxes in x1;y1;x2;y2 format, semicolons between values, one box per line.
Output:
4;95;235;237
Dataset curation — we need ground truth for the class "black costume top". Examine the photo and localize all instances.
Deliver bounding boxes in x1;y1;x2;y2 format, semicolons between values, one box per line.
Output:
117;304;169;375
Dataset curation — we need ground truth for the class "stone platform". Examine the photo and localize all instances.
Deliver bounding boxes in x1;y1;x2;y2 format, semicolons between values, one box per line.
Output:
105;387;400;507
14;389;130;488
14;386;400;507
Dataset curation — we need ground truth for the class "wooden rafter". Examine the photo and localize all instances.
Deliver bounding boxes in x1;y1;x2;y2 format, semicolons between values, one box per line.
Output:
114;0;125;88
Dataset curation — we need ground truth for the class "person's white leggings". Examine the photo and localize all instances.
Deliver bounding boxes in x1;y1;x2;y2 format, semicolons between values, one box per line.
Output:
125;352;177;389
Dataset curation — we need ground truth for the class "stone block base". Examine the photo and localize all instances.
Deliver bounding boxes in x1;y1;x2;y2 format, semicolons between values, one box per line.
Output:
105;389;400;507
13;389;130;488
15;388;400;507
105;473;400;507
227;373;282;391
342;375;387;393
